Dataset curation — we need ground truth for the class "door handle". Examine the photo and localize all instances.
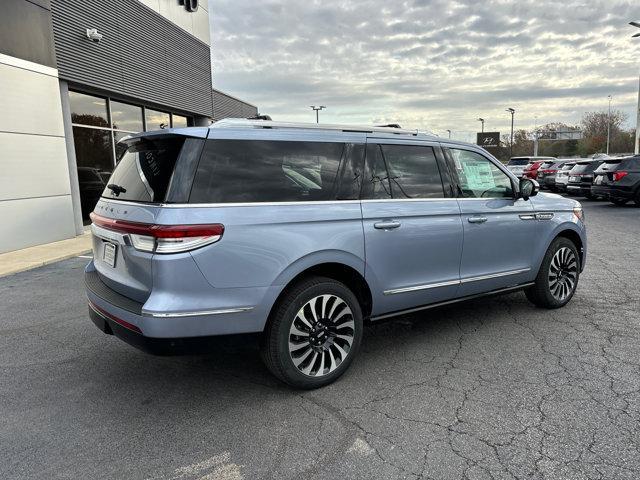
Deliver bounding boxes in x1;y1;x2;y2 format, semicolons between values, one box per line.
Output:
374;220;401;230
467;216;488;224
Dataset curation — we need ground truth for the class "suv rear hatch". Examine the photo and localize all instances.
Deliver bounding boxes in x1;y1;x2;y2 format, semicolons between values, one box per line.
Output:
90;131;207;303
593;159;623;186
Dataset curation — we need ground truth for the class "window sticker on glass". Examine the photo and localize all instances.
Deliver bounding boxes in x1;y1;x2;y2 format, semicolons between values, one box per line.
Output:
461;159;496;191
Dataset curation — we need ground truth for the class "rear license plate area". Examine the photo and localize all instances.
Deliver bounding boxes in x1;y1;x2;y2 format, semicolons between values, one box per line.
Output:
103;242;117;268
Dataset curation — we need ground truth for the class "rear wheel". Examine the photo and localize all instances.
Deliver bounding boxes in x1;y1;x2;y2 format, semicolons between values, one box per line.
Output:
634;190;640;206
260;276;363;389
526;237;580;309
611;198;628;206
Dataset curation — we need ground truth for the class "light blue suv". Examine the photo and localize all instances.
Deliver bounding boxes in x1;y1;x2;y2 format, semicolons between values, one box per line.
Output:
86;119;586;388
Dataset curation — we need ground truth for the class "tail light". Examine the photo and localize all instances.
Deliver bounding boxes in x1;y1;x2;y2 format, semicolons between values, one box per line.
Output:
613;171;628;182
90;213;224;253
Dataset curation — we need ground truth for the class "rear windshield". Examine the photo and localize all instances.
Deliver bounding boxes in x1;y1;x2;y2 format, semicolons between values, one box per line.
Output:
540;161;555;169
594;160;622;174
190;140;351;203
102;137;185;203
561;163;575;170
571;162;600;174
508;158;529;166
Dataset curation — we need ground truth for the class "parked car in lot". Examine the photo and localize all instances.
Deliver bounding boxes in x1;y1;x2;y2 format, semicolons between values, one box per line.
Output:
566;160;606;199
511;156;555;179
591;155;640;206
85;120;587;388
537;159;571;191
555;161;577;192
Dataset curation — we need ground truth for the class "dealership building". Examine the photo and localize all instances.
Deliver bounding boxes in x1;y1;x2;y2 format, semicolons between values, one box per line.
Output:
1;0;257;253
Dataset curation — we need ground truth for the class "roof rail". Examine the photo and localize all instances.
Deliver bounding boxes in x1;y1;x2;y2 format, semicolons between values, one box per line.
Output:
211;118;437;138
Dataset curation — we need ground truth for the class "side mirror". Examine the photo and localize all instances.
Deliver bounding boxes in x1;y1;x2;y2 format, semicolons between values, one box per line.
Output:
519;178;539;200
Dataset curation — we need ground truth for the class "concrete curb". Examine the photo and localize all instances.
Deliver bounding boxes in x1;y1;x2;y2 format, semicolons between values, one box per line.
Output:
0;233;92;278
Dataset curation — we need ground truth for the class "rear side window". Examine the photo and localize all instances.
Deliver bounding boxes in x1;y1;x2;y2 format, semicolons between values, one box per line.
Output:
103;137;185;203
619;157;640;170
380;145;444;199
189;140;346;203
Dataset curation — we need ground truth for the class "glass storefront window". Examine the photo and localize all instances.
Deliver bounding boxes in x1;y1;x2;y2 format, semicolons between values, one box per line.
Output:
69;91;109;128
145;109;171;131
110;101;143;132
73;126;114;219
172;114;188;128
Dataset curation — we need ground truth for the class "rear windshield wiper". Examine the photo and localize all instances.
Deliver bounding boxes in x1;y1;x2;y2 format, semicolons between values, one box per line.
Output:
107;184;127;196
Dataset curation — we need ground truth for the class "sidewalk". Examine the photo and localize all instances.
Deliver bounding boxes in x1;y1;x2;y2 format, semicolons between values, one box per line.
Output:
0;230;92;278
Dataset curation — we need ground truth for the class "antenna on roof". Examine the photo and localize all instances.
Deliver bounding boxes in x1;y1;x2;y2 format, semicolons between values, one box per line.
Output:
375;123;402;129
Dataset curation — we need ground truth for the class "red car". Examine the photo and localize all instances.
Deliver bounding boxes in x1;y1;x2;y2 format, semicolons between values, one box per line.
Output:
523;160;545;179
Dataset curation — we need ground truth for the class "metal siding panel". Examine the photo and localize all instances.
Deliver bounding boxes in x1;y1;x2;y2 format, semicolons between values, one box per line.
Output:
212;89;257;121
51;0;213;117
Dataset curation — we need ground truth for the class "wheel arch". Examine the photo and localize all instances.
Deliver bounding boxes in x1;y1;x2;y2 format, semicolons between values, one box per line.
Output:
267;257;373;326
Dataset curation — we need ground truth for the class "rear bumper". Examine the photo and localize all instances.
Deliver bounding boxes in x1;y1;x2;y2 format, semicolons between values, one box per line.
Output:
566;184;592;196
85;262;277;353
87;303;257;355
606;185;636;201
590;185;610;198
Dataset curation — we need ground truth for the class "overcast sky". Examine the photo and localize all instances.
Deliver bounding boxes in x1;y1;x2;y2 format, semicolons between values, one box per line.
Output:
210;0;640;141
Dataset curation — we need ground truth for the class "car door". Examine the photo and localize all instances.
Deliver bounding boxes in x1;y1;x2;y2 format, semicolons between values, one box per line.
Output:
443;146;538;296
361;140;464;316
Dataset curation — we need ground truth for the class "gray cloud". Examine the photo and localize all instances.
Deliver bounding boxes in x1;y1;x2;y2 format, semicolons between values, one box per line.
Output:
209;0;640;136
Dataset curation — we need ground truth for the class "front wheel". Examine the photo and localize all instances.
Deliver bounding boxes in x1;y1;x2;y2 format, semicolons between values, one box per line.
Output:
525;238;580;309
260;276;363;389
611;198;628;206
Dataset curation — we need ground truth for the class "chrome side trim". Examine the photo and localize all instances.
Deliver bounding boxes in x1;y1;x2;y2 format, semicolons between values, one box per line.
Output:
460;268;530;284
383;268;530;295
142;306;254;318
384;279;460;296
371;283;535;321
536;212;554;220
519;214;536;221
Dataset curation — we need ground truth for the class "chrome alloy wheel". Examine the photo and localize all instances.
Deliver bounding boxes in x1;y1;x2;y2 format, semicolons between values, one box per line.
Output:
548;247;578;302
288;294;355;377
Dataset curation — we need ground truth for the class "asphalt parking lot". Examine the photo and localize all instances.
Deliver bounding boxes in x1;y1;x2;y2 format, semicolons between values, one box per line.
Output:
1;199;639;480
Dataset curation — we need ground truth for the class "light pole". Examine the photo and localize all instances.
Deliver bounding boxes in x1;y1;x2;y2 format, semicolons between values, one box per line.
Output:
477;118;485;132
446;129;452;139
631;21;640;154
506;108;515;157
310;105;326;124
606;95;612;155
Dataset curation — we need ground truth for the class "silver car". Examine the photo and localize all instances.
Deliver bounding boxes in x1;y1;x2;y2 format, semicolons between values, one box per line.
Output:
86;120;587;388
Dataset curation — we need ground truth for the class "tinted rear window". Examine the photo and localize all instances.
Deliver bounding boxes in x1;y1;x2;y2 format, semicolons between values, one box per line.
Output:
102;137;185;203
571;162;600;174
594;160;622;173
508;158;529;166
190;140;349;203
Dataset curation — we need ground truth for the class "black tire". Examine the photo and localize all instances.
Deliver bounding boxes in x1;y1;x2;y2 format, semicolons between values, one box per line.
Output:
260;276;363;389
611;198;628;206
525;237;580;309
634;190;640;207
